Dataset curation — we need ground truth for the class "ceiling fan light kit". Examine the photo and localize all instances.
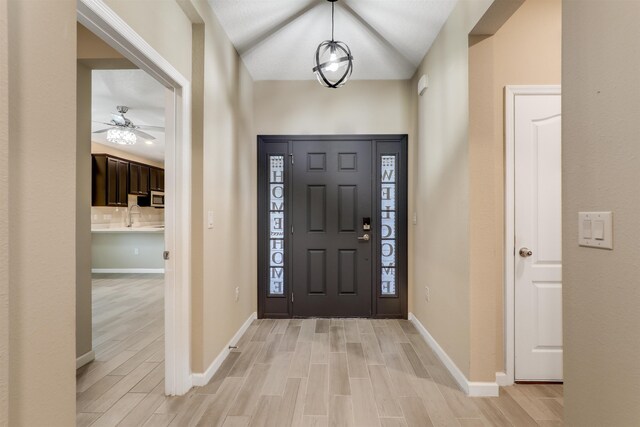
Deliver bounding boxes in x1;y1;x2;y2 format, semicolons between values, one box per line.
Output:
106;128;137;145
93;105;164;146
313;0;353;89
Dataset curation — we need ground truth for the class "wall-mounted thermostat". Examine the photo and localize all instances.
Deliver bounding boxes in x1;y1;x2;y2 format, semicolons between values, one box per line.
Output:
418;74;429;96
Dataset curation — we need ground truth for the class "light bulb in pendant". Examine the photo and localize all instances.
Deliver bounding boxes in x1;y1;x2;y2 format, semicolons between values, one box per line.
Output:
327;52;340;72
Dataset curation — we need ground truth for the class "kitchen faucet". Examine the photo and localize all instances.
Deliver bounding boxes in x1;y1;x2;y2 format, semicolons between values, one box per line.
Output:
127;204;142;227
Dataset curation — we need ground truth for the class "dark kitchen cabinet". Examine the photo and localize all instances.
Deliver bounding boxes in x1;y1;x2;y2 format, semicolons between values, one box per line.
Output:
150;167;164;192
93;154;162;207
129;163;150;196
93;154;129;206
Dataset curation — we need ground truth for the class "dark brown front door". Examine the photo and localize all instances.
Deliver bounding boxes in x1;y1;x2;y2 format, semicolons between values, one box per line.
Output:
291;139;372;317
258;135;408;319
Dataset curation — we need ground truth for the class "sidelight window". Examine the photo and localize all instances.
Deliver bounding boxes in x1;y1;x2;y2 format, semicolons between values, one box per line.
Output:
380;155;397;296
269;155;285;296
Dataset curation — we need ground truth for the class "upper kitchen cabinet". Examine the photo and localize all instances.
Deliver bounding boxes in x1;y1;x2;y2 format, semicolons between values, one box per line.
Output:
93;154;129;206
92;154;164;207
129;162;150;196
150;167;164;192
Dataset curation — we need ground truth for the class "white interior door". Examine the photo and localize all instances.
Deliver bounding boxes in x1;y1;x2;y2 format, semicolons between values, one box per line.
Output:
514;91;563;381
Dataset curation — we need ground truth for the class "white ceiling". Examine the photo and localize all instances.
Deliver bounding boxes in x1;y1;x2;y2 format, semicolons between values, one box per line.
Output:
208;0;458;81
91;69;166;162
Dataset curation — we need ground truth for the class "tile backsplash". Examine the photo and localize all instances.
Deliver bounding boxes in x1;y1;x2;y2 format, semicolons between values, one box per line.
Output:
91;195;164;228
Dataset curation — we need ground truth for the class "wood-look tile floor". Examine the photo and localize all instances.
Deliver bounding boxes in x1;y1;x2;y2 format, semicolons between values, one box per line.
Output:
77;275;563;426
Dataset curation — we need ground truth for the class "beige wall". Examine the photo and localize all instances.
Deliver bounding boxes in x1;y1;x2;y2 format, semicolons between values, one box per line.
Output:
77;22;132;68
7;0;77;425
92;232;165;269
91;142;165;168
5;0;256;421
189;0;256;373
0;0;8;422
409;0;493;378
254;80;412;135
190;22;205;372
103;0;192;80
79;0;257;377
468;0;561;381
254;79;414;311
563;2;640;425
77;63;93;362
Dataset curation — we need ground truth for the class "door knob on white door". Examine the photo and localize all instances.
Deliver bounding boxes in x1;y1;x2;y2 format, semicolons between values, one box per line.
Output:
519;247;533;257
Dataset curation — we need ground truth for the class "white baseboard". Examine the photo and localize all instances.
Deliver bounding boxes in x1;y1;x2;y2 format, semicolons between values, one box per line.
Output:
495;371;512;386
92;268;165;274
76;350;95;369
191;312;258;387
468;381;500;397
408;312;499;397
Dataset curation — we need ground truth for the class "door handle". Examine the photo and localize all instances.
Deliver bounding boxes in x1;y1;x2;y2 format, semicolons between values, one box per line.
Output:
358;234;370;242
519;247;533;258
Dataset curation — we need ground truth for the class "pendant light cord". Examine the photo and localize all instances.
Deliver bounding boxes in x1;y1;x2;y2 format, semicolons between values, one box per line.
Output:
331;1;335;41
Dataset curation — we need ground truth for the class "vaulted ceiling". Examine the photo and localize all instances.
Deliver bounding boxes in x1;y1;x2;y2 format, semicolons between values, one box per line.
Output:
208;0;458;81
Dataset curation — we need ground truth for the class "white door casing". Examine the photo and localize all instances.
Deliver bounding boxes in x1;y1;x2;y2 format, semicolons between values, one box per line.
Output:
512;89;563;381
77;0;193;395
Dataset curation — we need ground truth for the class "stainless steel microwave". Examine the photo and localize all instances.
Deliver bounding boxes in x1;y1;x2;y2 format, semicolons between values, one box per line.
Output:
150;191;164;208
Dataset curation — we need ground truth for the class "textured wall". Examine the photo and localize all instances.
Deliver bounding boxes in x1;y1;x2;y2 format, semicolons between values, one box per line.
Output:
103;0;192;80
468;0;561;381
92;233;165;269
7;0;77;424
91;142;165;169
410;0;493;378
189;0;257;374
253;80;412;136
563;1;640;424
0;0;8;423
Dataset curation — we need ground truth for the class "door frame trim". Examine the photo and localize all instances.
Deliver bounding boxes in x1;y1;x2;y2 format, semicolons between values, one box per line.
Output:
504;85;561;385
77;0;193;395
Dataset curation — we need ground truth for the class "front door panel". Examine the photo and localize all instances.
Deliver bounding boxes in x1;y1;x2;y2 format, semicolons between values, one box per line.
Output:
258;135;407;319
291;140;372;317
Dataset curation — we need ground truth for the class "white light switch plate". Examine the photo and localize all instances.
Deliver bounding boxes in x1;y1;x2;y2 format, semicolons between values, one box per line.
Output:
579;212;613;249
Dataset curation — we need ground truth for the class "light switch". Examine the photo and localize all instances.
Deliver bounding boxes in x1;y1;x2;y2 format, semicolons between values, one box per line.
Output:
207;211;214;229
579;212;613;249
593;220;605;240
582;219;592;239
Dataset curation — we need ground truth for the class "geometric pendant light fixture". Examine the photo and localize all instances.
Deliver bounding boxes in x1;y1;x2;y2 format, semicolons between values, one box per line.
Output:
312;0;354;88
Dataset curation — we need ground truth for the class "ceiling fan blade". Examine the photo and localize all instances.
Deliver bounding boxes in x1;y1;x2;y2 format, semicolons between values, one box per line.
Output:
92;128;111;134
110;113;127;126
92;121;115;126
135;125;165;131
131;129;156;140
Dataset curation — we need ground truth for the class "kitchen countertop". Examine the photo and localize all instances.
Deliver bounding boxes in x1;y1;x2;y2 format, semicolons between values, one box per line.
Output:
91;225;164;233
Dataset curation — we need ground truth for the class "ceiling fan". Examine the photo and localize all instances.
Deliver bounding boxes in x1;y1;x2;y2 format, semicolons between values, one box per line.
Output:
93;105;164;145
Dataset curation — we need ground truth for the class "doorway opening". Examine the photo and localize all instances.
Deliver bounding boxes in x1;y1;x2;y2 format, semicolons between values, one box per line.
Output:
76;0;192;397
75;61;169;421
257;135;408;319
